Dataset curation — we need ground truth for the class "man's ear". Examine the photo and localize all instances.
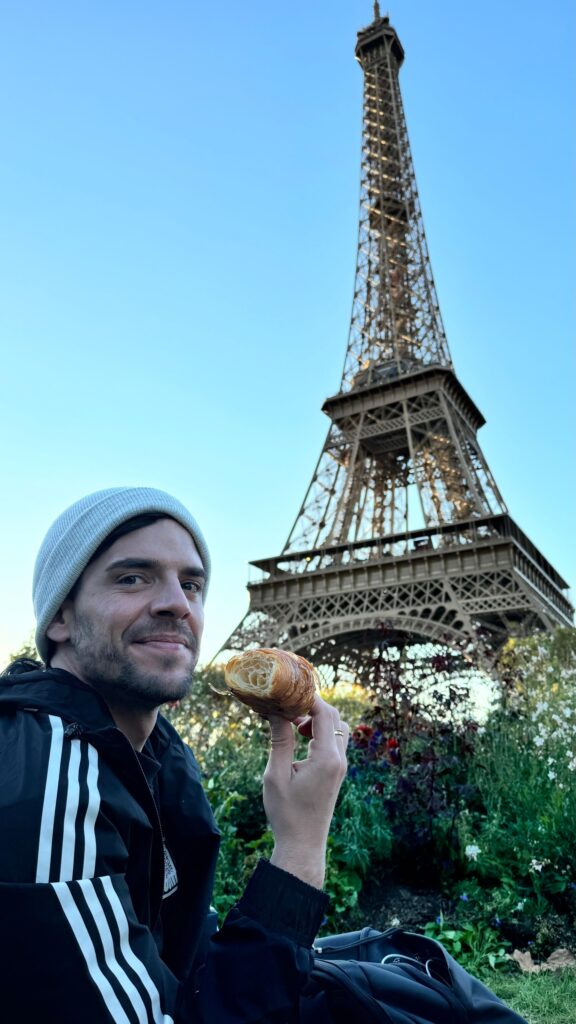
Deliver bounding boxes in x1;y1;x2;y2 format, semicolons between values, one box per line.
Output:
46;603;73;644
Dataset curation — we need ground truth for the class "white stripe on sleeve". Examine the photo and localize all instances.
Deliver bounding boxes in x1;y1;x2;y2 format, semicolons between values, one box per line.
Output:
82;743;101;878
53;878;174;1024
99;877;174;1024
79;879;155;1024
59;739;81;881
52;881;134;1024
36;715;65;882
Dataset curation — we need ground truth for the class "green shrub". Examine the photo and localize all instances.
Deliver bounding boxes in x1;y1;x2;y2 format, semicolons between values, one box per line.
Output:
454;629;576;956
321;766;394;925
422;914;510;974
344;642;483;884
196;716;270;920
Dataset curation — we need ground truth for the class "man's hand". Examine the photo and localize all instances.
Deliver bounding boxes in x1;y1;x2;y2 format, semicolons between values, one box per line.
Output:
263;696;349;889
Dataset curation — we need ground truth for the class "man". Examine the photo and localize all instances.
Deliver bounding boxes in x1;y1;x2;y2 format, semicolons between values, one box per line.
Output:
0;486;349;1022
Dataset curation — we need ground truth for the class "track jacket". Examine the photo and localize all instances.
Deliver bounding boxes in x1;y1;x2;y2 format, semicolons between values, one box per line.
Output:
0;668;328;1023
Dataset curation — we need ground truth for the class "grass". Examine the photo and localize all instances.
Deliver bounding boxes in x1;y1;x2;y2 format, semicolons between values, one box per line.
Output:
488;970;576;1024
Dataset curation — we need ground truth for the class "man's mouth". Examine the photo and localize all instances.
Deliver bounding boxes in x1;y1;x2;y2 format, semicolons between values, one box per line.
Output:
133;635;192;651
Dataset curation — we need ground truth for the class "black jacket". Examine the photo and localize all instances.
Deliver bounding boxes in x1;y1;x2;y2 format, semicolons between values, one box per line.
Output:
0;669;328;1022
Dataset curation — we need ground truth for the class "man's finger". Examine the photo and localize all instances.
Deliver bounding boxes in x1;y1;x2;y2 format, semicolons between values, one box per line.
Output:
265;715;296;775
295;716;313;739
300;711;349;750
306;697;347;750
332;721;350;748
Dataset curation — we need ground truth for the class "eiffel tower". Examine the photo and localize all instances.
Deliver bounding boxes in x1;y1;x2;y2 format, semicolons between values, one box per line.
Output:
220;5;572;682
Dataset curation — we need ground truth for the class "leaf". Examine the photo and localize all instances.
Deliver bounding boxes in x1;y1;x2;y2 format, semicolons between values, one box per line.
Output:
511;947;576;973
511;949;541;973
544;949;576;971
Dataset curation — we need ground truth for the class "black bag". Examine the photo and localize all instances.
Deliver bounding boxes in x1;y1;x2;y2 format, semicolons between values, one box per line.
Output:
305;927;528;1024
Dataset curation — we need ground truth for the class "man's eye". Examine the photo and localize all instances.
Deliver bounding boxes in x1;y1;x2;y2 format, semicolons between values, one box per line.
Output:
182;579;203;594
118;574;144;585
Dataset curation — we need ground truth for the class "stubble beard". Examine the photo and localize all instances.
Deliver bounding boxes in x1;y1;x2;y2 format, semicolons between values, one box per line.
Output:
68;611;198;710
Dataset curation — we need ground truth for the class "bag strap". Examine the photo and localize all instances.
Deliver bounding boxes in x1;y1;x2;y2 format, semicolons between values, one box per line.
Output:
313;927;387;958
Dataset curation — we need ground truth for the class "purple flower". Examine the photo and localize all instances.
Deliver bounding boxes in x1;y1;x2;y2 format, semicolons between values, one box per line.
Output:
459;893;469;902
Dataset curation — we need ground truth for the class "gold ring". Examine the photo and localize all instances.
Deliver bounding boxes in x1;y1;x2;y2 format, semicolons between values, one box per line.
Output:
334;729;345;737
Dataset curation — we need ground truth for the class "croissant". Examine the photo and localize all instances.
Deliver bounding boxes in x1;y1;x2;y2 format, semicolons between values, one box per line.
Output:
224;648;318;719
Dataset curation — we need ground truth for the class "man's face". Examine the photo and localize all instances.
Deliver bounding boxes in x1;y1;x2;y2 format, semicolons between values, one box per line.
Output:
49;518;205;708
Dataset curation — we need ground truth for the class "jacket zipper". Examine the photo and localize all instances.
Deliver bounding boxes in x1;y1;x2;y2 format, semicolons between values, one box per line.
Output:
131;748;169;924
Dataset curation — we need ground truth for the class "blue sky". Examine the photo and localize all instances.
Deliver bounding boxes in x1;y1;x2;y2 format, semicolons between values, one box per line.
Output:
1;0;574;666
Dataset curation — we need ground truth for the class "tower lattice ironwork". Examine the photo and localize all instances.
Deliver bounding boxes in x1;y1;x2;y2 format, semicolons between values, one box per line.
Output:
219;7;572;682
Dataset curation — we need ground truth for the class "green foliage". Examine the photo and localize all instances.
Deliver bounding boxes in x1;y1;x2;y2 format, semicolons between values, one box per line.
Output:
321;766;394;925
423;913;510;973
167;672;271;921
454;628;576;957
323;846;363;918
345;643;482;883
330;774;393;876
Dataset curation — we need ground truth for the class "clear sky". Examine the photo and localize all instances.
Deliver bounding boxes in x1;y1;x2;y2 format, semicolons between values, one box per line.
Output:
1;0;574;668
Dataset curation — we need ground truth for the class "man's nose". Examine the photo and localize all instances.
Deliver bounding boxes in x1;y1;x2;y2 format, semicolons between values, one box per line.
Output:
149;576;191;618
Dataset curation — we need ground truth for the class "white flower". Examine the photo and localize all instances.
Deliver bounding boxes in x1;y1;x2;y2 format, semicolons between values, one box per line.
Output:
465;844;481;861
516;899;526;911
534;736;545;747
530;859;544;872
548;770;556;780
389;916;401;927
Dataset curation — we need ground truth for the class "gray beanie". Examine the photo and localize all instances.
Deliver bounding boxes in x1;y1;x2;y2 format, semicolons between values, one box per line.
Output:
33;486;211;663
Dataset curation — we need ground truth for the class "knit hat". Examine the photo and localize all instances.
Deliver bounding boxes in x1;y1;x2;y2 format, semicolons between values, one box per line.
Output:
33;486;211;663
